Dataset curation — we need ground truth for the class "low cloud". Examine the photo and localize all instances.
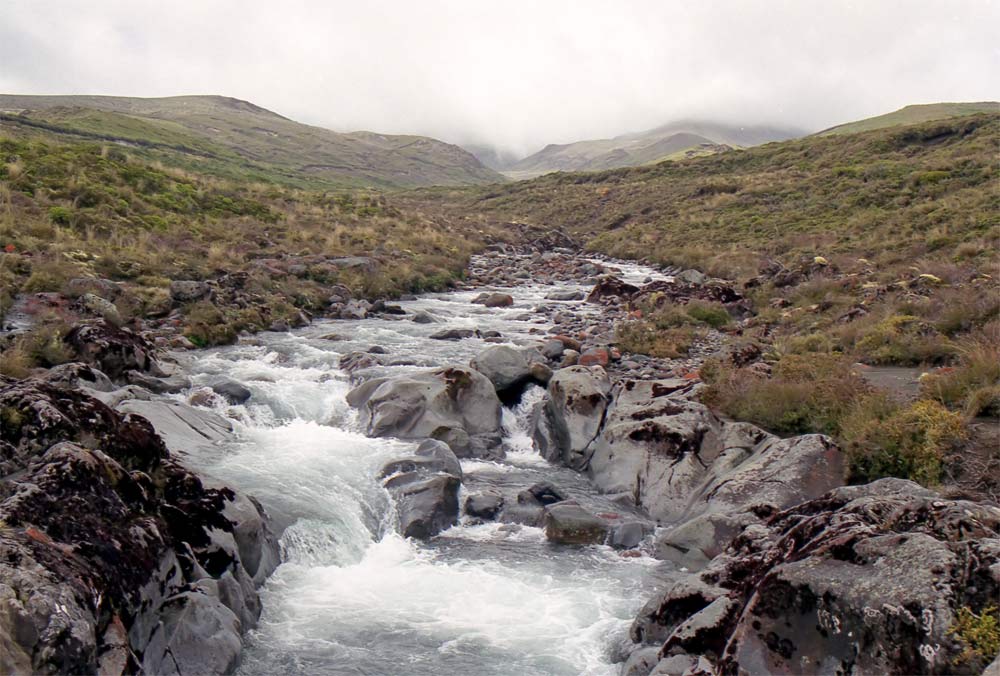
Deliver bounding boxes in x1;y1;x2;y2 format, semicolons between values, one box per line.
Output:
2;0;997;156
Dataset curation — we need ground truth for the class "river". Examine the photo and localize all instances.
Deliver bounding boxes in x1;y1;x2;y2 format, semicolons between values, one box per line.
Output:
175;255;676;676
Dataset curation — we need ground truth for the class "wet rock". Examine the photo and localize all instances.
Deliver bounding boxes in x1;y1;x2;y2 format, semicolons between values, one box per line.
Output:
560;349;580;367
608;520;653;550
541;338;566;360
347;366;502;441
532;366;611;470
473;293;514;308
621;646;662;676
64;320;162;380
546;290;585;301
519;481;569;506
337;299;371;320
339;350;382;374
543;502;609;545
429;328;476;340
221;491;280;586
653;512;753;572
380;439;463;481
126;370;192;394
579;347;610;367
465;492;504;520
587;275;639;303
385;474;461;539
139;589;242;675
470;345;546;402
207;377;252;404
169;280;212;303
116;398;233;454
411;310;442;324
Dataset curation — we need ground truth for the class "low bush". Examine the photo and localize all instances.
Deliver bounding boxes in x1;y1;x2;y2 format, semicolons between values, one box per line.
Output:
841;397;967;485
616;321;700;359
921;336;1000;417
948;604;999;669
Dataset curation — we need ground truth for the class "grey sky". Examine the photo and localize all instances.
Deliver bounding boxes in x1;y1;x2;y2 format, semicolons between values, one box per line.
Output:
1;0;997;156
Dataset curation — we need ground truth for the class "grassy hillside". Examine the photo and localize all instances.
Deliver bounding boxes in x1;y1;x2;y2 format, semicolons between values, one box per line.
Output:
818;102;998;136
0;95;504;189
507;120;801;176
0;130;494;360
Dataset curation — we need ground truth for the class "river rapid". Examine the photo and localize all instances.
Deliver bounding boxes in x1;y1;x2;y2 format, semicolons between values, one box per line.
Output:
175;256;678;676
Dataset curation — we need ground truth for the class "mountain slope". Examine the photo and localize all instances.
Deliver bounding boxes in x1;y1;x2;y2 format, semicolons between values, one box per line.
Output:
818;102;999;136
0;94;504;189
507;121;802;177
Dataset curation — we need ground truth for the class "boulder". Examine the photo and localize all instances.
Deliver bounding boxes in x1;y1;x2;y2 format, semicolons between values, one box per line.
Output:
64;320;162;380
586;275;639;304
532;366;611;470
169;280;212;303
139;590;242;675
337;299;370;320
207;377;252;404
429;328;476;340
116;398;233;455
66;277;122;301
385;474;461;539
78;292;122;324
543;502;609;545
470;345;546;401
347;366;502;442
629;480;1000;675
126;370;192;394
411;310;442;324
339;350;382;374
40;362;114;392
545;290;585;301
587;379;846;525
465;492;505;520
473;293;514;308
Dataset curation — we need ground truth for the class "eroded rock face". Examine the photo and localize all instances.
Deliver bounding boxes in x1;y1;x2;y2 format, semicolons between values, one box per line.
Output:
628;480;1000;676
347;366;502;443
532;365;612;470
63;320;162;380
586;379;846;526
0;377;278;675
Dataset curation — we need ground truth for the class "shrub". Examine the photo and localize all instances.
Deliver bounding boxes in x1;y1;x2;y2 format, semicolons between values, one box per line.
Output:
616;321;699;358
948;604;999;669
48;206;72;225
853;314;954;365
701;354;865;436
685;301;731;328
841;396;967;485
921;339;1000;416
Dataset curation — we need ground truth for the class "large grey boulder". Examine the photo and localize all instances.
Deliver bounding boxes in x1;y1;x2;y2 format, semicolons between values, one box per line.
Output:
587;379;845;525
470;344;546;401
532;365;611;470
347;366;502;442
627;480;1000;675
116;398;233;455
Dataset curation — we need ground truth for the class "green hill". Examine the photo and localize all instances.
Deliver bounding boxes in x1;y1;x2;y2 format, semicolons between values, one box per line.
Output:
0;94;504;189
818;102;999;136
505;121;802;177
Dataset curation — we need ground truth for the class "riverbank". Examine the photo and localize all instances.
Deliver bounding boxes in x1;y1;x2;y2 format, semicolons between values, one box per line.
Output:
1;244;998;675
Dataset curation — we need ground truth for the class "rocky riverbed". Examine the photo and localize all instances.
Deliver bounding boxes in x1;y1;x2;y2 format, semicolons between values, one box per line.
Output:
1;244;997;675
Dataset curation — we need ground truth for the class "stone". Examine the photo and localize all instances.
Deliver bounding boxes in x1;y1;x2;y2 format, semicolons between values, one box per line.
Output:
78;292;122;324
543;502;609;545
540;338;566;360
473;293;514;308
207;377;252;404
578;347;609;367
169;280;212;303
545;290;585;301
339;350;382;374
411;310;441;324
532;365;611;470
608;520;653;550
66;276;122;300
429;328;476;340
621;647;662;676
338;299;370;320
347;366;502;441
519;481;569;506
126;370;192;394
385;473;461;539
116;398;233;455
465;492;504;520
470;345;544;401
140;590;242;676
64;320;162;380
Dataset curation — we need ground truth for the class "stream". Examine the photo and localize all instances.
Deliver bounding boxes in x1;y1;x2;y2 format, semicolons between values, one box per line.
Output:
175;257;677;675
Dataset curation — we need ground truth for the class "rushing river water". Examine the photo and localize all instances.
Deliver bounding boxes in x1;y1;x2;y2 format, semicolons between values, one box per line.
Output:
176;258;676;675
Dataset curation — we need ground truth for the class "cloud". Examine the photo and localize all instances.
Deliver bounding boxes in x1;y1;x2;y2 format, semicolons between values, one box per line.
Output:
2;0;997;156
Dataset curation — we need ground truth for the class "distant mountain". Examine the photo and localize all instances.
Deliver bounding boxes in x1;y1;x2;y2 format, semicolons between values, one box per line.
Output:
506;121;803;177
817;102;999;136
461;144;522;171
0;94;504;189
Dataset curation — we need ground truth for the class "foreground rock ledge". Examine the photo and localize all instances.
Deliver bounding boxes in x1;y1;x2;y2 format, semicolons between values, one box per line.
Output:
0;375;278;675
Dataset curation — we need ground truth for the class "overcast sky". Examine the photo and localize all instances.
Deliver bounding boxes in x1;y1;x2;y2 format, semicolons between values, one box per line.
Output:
2;0;997;156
